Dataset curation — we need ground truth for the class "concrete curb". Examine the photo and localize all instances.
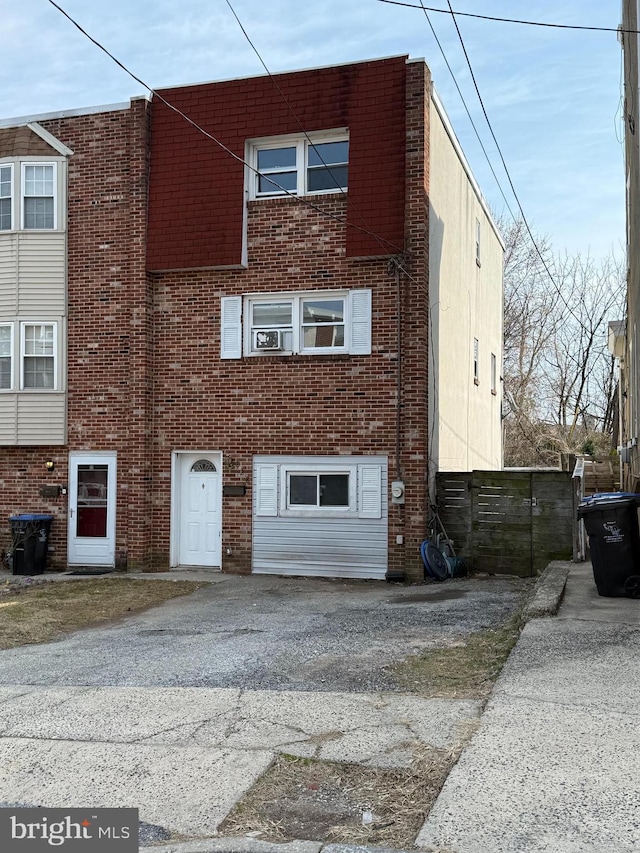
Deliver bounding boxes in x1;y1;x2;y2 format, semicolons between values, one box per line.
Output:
145;839;321;853
145;842;415;853
523;560;571;621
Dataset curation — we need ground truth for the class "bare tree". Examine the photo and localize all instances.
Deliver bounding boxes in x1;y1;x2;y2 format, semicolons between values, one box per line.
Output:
499;216;625;466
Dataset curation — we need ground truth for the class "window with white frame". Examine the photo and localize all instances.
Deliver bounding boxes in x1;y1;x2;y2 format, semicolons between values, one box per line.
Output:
475;218;481;266
21;323;56;389
491;352;497;395
250;133;348;198
249;294;346;353
0;160;61;232
221;289;371;358
254;458;383;520
286;470;352;510
0;165;12;231
0;322;59;391
0;325;12;389
22;164;56;230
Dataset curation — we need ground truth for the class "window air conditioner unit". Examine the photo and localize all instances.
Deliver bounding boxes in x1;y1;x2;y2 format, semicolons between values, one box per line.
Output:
254;329;282;350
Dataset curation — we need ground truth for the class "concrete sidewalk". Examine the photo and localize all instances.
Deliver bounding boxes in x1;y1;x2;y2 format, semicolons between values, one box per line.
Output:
4;563;636;853
417;562;640;853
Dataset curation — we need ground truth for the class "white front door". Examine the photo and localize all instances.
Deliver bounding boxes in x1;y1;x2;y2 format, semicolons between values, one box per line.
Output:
176;453;222;567
68;452;117;566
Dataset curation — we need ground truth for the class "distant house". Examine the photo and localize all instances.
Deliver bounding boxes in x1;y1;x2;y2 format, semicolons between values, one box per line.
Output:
0;56;503;582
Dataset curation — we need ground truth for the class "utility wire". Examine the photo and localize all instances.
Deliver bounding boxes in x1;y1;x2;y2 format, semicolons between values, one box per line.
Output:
373;0;633;34
45;0;403;253
443;0;587;328
417;0;517;223
222;0;401;254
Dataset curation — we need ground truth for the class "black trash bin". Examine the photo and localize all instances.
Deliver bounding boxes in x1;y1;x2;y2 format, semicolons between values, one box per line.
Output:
577;493;640;597
10;514;53;576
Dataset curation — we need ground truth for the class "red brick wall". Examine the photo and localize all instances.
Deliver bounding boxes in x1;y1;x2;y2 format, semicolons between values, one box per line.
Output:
147;57;407;270
149;62;431;581
0;450;68;568
36;101;152;569
0;60;432;581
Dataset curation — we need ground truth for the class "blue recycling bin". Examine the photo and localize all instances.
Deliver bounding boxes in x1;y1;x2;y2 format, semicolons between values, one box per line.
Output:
577;493;640;597
10;514;53;576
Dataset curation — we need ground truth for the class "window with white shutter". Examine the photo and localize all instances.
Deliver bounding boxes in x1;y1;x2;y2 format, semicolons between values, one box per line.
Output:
220;296;243;359
255;464;279;516
358;464;382;519
221;290;371;359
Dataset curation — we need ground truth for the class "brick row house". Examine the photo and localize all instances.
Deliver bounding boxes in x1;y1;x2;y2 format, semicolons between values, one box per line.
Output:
0;56;503;583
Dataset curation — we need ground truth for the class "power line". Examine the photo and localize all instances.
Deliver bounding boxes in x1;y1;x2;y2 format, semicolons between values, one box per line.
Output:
443;1;587;328
373;0;631;34
221;0;400;254
45;0;403;254
417;0;518;223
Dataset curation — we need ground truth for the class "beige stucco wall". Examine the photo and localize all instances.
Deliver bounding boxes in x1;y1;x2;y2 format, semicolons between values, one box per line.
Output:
621;0;640;488
428;91;504;486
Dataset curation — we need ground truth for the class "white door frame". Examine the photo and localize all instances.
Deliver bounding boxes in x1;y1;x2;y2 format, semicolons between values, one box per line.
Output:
67;451;117;567
170;450;223;568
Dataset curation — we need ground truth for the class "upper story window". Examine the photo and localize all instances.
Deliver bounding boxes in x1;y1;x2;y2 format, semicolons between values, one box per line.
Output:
475;218;481;266
23;164;56;229
491;352;497;395
22;323;56;389
0;321;59;391
220;289;371;359
0;160;60;232
0;165;12;231
0;324;12;388
249;132;349;199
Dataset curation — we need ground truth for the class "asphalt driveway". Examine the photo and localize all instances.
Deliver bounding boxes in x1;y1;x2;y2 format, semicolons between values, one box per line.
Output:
0;572;527;690
0;571;530;842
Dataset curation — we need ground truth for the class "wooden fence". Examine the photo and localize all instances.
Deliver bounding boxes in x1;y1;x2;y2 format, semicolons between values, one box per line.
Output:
435;469;576;577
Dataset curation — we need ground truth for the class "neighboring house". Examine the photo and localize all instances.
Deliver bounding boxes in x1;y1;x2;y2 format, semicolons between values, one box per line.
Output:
0;56;503;583
620;2;640;489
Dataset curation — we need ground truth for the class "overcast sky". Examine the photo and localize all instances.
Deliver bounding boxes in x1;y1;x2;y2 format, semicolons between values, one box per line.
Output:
0;0;625;259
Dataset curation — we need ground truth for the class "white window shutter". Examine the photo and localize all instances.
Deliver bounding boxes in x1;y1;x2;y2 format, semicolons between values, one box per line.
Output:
255;464;279;517
220;296;242;359
359;464;382;519
349;289;372;355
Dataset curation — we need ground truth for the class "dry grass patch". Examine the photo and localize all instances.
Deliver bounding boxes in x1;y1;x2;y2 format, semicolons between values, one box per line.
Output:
220;745;462;848
0;578;207;649
393;612;524;699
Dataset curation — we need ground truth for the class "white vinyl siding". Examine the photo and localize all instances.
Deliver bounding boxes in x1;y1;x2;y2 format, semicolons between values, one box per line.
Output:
0;235;17;315
0;233;66;315
253;456;387;579
17;234;66;314
0;393;66;445
0;153;67;445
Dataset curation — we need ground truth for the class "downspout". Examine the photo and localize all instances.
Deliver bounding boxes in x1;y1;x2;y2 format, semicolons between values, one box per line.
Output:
388;254;406;481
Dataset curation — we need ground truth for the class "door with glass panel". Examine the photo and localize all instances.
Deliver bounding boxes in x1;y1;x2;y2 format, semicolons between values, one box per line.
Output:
67;452;117;566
